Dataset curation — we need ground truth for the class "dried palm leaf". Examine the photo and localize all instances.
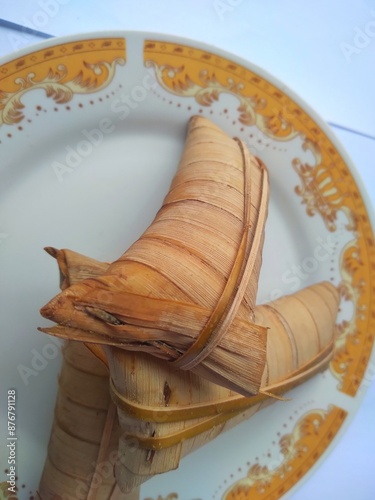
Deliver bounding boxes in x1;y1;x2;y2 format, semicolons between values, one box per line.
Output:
38;248;139;500
38;115;340;494
40;115;269;397
40;250;339;494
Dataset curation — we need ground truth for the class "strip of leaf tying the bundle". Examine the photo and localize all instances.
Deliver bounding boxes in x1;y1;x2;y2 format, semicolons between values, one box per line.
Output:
109;342;333;451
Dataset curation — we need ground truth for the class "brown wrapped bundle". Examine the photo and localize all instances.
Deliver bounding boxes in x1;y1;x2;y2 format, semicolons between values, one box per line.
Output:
110;283;338;493
40;115;269;397
42;251;338;493
38;115;340;494
38;248;139;500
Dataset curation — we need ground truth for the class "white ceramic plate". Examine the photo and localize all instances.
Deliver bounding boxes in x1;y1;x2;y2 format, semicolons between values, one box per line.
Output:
0;31;374;499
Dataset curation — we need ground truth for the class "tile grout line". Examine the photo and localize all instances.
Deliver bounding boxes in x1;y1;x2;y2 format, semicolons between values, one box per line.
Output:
0;18;53;39
327;122;375;142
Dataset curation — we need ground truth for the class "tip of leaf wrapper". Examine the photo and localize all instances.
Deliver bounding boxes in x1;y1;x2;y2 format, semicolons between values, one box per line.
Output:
44;246;59;258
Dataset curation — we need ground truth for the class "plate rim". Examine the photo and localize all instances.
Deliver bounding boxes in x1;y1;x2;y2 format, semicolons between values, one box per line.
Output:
1;28;373;228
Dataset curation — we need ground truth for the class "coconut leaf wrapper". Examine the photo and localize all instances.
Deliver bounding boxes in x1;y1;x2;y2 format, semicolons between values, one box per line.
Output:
38;116;340;494
40;250;339;494
108;282;338;492
40;116;270;397
38;249;139;500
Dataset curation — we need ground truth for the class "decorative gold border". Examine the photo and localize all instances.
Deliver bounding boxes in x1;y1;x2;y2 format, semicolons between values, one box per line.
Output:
0;37;126;498
143;40;374;498
223;406;347;499
0;38;126;127
143;40;375;397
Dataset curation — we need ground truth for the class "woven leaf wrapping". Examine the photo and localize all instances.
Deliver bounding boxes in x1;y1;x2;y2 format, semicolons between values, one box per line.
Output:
40;116;270;397
38;116;339;494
